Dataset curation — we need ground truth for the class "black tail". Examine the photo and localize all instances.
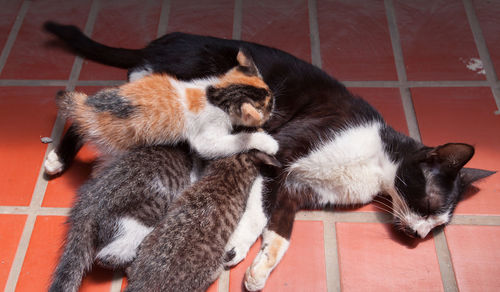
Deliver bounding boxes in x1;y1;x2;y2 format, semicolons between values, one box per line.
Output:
43;21;143;69
49;209;97;292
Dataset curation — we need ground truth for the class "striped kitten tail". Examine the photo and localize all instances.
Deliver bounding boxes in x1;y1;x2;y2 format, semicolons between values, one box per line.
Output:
49;209;96;292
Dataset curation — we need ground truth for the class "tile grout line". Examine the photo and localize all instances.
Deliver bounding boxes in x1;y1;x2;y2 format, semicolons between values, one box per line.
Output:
2;206;498;225
3;1;101;291
1;2;36;291
110;271;124;292
385;0;457;290
384;0;421;142
232;0;242;40
433;228;458;292
307;0;321;68
322;215;340;292
0;0;30;75
1;79;496;87
156;0;171;38
462;0;500;114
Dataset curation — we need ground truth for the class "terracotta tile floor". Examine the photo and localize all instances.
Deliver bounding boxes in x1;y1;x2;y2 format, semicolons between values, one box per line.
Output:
0;0;499;291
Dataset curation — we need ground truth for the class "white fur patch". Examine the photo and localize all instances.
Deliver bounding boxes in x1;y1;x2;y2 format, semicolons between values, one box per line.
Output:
287;122;398;205
224;176;268;267
44;149;64;175
403;209;451;238
245;229;290;291
128;65;153;82
96;217;153;264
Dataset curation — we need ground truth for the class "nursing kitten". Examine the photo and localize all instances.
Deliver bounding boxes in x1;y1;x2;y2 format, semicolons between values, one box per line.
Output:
125;151;279;292
45;50;276;175
44;22;496;291
49;144;195;292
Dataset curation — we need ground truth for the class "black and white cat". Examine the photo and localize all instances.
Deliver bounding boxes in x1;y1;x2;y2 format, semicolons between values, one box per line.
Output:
44;22;495;291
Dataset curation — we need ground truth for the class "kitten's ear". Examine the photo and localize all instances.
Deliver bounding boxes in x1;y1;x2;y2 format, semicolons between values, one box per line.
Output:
253;151;282;168
236;49;259;76
460;168;496;187
241;103;263;127
425;143;475;176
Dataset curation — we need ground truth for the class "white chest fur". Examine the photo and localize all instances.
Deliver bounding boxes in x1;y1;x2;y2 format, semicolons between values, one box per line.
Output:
287;123;398;205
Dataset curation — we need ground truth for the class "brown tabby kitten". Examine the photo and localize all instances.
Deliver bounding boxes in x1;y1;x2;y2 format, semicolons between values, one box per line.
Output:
124;151;280;292
49;144;195;292
44;50;277;175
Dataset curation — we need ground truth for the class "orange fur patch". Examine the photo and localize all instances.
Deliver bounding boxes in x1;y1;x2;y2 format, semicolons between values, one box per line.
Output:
185;88;205;113
215;68;268;90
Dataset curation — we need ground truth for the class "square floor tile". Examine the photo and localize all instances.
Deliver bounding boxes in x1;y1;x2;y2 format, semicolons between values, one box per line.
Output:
242;0;311;63
445;225;500;292
229;221;327;291
395;0;484;80
15;216;114;292
0;0;23;52
336;222;443;291
0;87;60;206
412;87;500;215
1;0;91;80
349;87;408;134
78;0;162;81
319;0;397;81
0;214;27;291
472;0;500;78
167;0;234;39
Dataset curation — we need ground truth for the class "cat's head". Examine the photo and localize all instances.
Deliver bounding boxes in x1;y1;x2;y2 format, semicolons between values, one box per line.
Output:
207;50;273;128
390;143;495;238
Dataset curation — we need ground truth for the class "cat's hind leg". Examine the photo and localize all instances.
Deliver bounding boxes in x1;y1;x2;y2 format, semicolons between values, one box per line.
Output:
224;176;268;268
44;123;84;176
244;190;298;291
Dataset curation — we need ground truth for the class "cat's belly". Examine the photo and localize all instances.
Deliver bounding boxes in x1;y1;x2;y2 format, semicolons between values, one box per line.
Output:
286;123;397;206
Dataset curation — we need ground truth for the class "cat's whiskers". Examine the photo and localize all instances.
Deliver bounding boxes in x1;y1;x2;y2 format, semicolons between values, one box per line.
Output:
372;198;406;220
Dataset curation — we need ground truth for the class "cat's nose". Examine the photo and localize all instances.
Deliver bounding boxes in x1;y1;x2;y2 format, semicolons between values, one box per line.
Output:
402;227;417;238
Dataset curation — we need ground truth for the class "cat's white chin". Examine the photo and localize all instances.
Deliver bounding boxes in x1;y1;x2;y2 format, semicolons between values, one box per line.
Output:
44;150;64;175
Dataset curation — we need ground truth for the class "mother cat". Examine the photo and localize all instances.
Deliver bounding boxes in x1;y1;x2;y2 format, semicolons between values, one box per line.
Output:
44;22;494;290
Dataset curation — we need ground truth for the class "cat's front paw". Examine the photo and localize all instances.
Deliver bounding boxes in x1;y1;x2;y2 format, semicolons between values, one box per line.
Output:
223;245;250;268
250;132;279;155
44;150;64;176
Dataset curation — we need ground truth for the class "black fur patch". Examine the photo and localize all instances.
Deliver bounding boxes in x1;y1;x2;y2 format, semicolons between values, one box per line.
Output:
85;89;135;118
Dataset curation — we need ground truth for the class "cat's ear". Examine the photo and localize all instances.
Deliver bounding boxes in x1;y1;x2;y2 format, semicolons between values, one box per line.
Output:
424;143;475;176
252;151;282;168
460;168;496;187
236;49;259;76
241;103;263;126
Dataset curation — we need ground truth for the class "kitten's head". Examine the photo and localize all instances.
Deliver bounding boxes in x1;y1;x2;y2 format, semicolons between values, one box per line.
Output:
391;143;495;238
207;49;273;127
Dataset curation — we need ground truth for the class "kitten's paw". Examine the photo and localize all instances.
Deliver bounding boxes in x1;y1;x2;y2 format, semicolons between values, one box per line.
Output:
223;245;250;268
244;263;270;291
44;150;64;175
250;132;279;155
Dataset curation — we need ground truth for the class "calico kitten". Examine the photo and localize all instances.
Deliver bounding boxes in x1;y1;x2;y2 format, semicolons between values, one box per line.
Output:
125;151;279;292
44;22;496;291
49;144;195;292
44;50;277;175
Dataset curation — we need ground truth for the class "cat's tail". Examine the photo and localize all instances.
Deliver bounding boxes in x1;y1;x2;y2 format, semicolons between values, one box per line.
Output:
44;21;143;69
49;205;97;292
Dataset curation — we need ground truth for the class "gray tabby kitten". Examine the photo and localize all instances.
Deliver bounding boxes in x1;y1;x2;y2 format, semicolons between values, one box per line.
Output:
49;144;195;292
124;151;280;292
